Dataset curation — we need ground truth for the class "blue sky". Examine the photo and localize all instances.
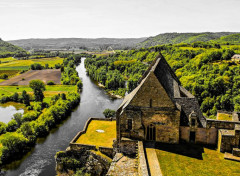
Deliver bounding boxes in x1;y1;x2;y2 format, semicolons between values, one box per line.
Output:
0;0;239;40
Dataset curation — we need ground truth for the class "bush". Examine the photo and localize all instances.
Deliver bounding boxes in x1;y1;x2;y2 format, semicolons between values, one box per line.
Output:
30;63;43;70
0;122;7;135
47;80;55;85
103;109;116;118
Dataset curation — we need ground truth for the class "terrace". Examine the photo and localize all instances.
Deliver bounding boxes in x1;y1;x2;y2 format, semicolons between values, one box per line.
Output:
70;118;116;153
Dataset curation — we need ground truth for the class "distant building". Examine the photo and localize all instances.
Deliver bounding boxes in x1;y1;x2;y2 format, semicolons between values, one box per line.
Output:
232;54;240;61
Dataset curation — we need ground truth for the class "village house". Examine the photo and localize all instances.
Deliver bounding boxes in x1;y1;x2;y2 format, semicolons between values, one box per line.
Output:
232;54;240;62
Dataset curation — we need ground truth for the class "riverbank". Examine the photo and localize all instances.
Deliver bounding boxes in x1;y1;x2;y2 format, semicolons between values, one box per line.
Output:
0;92;80;167
2;58;122;176
96;82;123;99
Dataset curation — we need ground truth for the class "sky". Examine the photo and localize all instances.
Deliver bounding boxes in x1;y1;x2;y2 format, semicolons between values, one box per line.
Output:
0;0;240;40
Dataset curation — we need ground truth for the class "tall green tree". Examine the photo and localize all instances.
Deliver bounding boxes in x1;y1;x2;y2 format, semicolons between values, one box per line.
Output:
29;80;46;102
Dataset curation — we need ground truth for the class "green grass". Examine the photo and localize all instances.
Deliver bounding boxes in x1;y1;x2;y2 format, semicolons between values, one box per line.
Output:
217;113;232;121
76;120;116;148
0;57;63;70
156;143;240;176
0;85;77;103
0;57;17;63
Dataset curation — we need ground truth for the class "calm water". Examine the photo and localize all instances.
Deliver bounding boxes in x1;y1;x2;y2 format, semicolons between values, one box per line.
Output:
0;105;24;123
3;58;122;176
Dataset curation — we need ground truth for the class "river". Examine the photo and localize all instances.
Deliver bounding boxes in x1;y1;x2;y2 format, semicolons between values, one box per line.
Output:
3;58;122;176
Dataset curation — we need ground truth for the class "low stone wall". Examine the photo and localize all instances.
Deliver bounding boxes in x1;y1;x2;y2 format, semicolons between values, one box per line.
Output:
138;141;149;176
180;126;217;145
119;138;138;156
99;146;114;158
206;119;240;130
218;130;236;152
233;148;240;157
70;143;97;151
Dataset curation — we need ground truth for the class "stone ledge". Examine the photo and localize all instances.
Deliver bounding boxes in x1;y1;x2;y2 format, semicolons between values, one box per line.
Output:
224;152;240;162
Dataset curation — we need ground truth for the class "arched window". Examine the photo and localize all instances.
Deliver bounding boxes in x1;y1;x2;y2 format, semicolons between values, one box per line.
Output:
146;124;156;141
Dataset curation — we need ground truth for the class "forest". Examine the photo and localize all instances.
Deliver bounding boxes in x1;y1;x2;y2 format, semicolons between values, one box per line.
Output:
85;42;240;119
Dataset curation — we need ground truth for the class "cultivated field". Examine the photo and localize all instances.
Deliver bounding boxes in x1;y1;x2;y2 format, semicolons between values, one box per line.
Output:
0;57;63;70
0;85;76;103
0;69;61;86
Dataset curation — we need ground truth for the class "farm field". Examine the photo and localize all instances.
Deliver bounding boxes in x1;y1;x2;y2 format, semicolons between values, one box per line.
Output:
0;69;61;86
0;85;77;103
0;57;63;70
0;57;64;83
156;143;240;176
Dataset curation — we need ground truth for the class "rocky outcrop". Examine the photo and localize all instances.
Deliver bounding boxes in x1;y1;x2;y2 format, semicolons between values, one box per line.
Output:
55;148;111;176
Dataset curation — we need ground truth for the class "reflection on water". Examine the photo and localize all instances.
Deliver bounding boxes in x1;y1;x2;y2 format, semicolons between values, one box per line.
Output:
0;105;24;123
3;58;122;176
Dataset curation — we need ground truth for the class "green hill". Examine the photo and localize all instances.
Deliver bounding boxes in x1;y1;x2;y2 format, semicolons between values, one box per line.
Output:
137;32;239;48
0;38;27;58
216;34;240;44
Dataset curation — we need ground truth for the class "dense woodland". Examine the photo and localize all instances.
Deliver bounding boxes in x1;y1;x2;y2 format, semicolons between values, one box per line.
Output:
85;43;240;119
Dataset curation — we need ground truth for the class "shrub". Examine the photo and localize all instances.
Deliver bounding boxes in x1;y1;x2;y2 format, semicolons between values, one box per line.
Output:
47;80;55;85
103;109;116;118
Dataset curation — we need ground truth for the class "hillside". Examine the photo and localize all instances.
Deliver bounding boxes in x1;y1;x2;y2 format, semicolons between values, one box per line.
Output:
85;44;240;119
0;38;27;58
137;32;239;48
8;38;147;51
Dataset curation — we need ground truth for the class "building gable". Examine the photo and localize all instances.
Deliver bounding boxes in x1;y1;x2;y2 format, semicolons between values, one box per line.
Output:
128;71;176;109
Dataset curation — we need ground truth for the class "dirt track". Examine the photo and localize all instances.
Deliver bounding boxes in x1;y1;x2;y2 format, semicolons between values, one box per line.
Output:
0;69;61;86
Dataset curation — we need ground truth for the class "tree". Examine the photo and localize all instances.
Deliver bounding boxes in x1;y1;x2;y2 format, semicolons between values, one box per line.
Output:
12;92;19;102
76;80;83;91
29;80;46;102
13;113;23;127
103;109;116;118
22;90;30;106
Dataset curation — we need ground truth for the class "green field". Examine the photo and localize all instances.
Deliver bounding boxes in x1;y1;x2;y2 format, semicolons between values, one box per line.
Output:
0;57;63;70
0;85;77;103
156;143;240;176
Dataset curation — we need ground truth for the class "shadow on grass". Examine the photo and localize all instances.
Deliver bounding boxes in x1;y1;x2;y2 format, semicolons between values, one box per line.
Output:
145;142;206;160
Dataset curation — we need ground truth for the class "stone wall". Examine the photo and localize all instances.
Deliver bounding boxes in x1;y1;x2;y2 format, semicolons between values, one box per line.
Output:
233;148;240;157
180;126;217;145
70;143;97;151
99;147;114;158
218;130;236;152
206;119;240;130
138;141;149;176
118;138;138;156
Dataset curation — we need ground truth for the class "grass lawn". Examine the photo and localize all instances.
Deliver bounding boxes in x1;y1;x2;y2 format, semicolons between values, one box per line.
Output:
217;113;232;121
76;120;116;148
155;143;240;176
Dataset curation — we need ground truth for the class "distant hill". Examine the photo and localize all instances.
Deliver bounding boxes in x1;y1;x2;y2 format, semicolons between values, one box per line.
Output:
137;32;240;48
216;33;240;44
8;38;147;51
0;38;27;58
